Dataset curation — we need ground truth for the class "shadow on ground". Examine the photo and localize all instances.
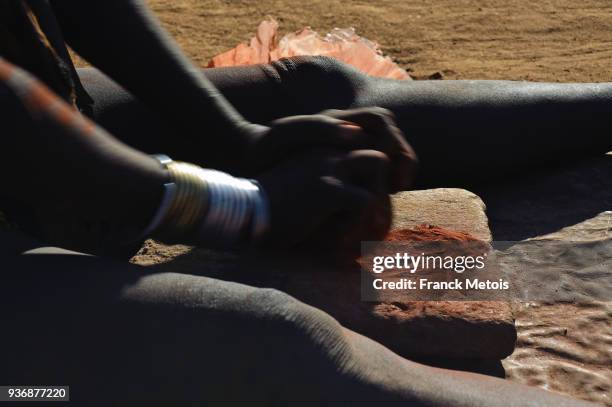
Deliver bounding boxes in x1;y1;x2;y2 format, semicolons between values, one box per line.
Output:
477;154;611;240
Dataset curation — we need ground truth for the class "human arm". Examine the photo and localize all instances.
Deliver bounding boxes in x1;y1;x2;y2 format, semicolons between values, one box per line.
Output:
50;0;257;172
1;59;392;255
0;58;169;251
49;0;417;190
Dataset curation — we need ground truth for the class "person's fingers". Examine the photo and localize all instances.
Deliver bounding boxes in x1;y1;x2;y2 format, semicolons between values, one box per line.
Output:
251;115;368;170
308;177;372;252
332;180;391;245
308;176;391;257
320;107;419;192
335;149;390;195
256;166;349;249
256;148;392;254
334;107;418;191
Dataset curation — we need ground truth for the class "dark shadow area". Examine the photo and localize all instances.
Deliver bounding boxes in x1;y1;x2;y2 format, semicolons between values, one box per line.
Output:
413;357;505;378
475;154;611;240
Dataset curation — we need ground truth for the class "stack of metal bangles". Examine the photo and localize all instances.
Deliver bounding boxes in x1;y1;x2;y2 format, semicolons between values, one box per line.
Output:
140;154;269;248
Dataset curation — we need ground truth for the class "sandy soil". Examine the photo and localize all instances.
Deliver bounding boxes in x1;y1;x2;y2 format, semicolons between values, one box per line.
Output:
131;1;612;405
147;0;612;82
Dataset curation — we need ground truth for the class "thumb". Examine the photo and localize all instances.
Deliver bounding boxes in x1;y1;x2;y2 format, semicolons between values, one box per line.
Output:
251;115;368;169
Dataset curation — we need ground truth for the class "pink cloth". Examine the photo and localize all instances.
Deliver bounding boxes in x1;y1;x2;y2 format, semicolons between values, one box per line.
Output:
208;18;411;80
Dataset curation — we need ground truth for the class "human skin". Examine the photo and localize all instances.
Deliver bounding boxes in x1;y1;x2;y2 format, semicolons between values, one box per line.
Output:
0;235;597;407
0;52;602;407
0;1;609;405
48;0;415;184
0;58;394;254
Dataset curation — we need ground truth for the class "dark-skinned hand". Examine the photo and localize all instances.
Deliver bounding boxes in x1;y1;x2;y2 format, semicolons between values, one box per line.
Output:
243;107;418;193
256;148;394;259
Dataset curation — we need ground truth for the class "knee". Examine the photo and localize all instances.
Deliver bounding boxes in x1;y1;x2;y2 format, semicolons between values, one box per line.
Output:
273;56;366;111
250;288;352;363
250;288;342;336
289;55;361;82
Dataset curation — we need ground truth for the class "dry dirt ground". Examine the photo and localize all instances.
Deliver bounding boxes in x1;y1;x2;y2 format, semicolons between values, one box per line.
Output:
147;0;612;82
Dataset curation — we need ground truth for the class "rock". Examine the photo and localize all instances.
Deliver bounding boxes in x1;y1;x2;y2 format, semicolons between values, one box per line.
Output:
532;211;611;242
504;301;612;406
133;188;516;360
479;155;612;404
391;188;491;241
363;189;514;359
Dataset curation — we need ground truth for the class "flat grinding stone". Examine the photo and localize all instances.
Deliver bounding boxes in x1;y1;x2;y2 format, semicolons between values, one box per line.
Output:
503;213;612;405
132;188;516;360
479;155;611;405
373;189;515;359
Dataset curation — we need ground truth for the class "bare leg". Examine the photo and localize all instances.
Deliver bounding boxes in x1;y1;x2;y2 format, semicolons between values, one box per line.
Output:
0;230;595;406
80;56;612;187
359;76;612;186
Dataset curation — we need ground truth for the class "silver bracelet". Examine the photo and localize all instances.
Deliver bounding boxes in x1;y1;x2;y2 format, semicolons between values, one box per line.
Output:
136;155;176;241
196;169;270;248
142;155;270;248
249;179;270;243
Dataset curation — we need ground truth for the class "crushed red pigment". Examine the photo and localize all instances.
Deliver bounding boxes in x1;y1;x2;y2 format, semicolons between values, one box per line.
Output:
384;224;482;243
